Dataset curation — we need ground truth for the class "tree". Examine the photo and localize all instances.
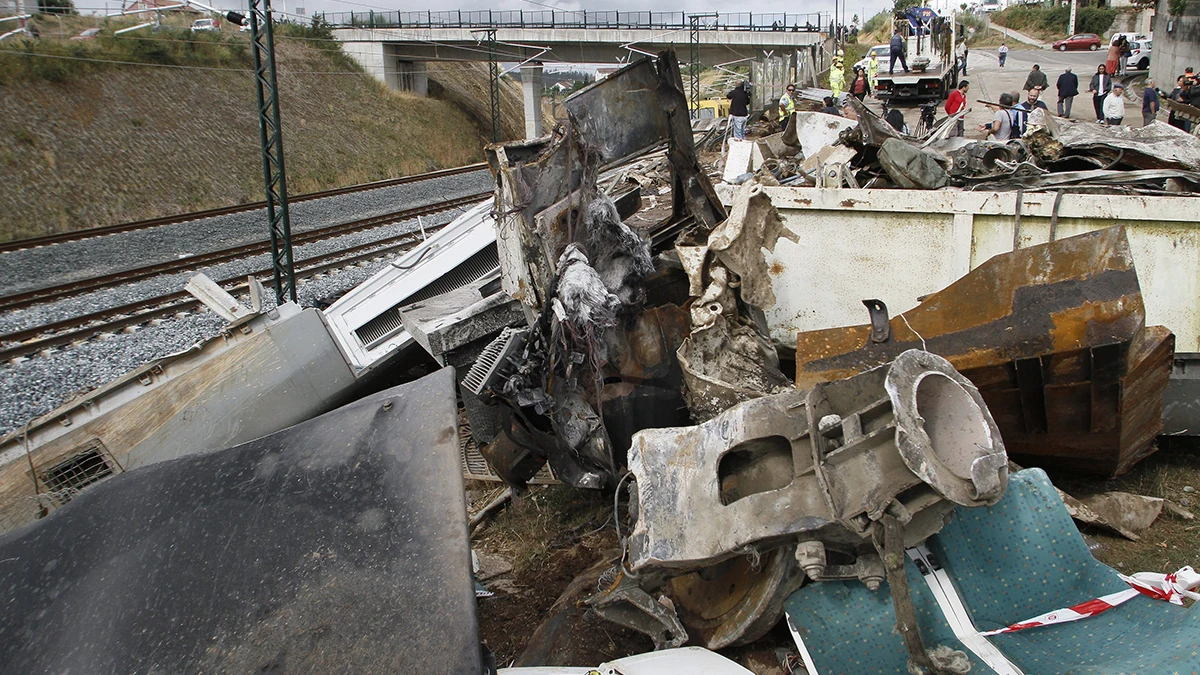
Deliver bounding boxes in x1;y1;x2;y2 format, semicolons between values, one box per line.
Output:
852;13;860;25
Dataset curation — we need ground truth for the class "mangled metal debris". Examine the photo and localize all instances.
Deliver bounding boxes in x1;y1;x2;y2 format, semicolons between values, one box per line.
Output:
609;349;1007;648
793;227;1173;477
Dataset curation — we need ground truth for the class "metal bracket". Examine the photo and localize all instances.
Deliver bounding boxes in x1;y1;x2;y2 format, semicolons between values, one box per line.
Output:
863;299;891;343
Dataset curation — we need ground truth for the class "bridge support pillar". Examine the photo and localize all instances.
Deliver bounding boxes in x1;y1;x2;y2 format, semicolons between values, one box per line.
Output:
342;42;427;96
521;63;544;139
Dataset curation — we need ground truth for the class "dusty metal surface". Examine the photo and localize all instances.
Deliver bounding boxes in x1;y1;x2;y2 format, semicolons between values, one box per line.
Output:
794;227;1173;476
1044;113;1200;172
0;306;360;535
0;369;482;674
629;350;1005;568
626;349;1005;648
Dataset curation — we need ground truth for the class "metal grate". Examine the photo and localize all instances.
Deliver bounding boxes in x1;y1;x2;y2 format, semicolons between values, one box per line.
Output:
39;440;115;505
354;243;500;349
458;410;558;485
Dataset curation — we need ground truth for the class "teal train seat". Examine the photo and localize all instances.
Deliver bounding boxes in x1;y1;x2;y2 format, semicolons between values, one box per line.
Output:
784;469;1200;674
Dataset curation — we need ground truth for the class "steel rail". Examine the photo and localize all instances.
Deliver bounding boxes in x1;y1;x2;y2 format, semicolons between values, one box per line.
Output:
0;163;488;253
0;192;489;312
0;198;487;362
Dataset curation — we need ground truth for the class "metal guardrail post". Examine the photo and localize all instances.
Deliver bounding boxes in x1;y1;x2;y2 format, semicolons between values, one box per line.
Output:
248;0;296;305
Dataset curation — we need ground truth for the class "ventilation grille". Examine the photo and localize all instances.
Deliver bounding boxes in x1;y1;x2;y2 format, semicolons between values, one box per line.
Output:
355;243;500;350
461;327;527;396
459;409;558;485
39;440;116;505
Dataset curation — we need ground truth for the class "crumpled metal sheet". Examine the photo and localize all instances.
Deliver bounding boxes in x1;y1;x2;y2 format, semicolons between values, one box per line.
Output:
794;226;1174;476
706;182;799;309
0;368;482;674
878;138;949;189
628;349;1006;572
1045;114;1200;172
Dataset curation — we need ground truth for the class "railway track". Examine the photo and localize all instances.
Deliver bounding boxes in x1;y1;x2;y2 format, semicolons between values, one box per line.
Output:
0;192;489;313
0;194;489;363
0;163;488;254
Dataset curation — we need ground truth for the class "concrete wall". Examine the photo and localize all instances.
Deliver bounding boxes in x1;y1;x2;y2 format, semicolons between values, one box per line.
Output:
1151;0;1200;89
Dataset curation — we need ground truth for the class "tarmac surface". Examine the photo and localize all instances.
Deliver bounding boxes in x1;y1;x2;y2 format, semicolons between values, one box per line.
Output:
872;46;1148;135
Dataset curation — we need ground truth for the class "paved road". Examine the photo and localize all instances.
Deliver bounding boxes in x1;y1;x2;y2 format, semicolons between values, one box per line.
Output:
870;47;1150;136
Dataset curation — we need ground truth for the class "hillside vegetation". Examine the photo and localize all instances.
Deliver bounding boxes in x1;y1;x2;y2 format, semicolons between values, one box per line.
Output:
0;17;524;240
991;4;1117;41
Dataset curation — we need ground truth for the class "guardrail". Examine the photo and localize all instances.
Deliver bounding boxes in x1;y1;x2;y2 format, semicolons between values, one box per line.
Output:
319;10;829;33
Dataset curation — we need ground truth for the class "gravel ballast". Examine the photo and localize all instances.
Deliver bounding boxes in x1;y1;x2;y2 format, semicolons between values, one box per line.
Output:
0;169;493;297
0;173;490;438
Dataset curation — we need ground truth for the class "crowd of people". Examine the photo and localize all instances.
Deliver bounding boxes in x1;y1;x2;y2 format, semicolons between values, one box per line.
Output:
725;35;1197;145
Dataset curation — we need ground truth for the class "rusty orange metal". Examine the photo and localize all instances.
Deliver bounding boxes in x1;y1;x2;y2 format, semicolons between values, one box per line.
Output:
795;226;1174;476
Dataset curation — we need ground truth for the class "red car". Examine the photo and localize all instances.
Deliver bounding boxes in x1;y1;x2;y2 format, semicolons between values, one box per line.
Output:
1052;33;1101;51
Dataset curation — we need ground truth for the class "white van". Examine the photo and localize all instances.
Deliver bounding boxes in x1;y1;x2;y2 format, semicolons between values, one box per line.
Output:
1109;31;1148;45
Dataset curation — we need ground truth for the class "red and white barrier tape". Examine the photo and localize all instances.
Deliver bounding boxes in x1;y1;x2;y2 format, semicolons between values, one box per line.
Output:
980;566;1200;637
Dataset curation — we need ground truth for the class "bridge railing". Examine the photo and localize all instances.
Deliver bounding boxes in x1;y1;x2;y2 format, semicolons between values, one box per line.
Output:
320;9;828;33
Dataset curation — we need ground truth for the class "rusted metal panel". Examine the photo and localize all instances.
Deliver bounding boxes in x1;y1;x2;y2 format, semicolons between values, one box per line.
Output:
794;227;1173;476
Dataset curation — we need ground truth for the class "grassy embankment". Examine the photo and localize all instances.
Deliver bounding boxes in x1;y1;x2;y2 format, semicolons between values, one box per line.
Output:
0;14;524;240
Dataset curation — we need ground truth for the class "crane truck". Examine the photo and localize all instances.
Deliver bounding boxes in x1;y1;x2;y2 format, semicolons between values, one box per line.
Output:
873;7;960;102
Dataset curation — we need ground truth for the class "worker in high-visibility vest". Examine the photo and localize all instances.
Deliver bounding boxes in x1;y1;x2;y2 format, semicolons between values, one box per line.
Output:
779;83;797;131
829;54;846;102
867;52;879;95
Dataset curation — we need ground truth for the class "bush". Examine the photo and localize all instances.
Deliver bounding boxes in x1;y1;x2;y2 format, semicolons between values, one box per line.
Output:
861;10;892;35
993;4;1114;37
1077;7;1117;35
0;28;252;85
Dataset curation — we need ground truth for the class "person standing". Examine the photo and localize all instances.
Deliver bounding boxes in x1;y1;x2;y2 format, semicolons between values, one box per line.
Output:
1023;64;1048;93
867;52;879;93
889;28;909;74
1119;38;1132;75
979;92;1015;140
829;60;846;101
1167;75;1193;132
1142;79;1159;126
1011;87;1049;136
778;83;797;132
998;43;1008;68
1103;82;1126;126
849;68;869;101
945;80;968;137
961;42;969;75
1088;64;1112;123
1105;37;1123;80
726;81;750;141
1056;66;1078;117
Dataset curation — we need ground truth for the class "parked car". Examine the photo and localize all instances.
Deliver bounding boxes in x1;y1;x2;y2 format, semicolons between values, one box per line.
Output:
69;28;99;41
1128;39;1152;70
1110;31;1148;45
979;0;1002;13
191;18;219;32
854;45;891;72
1052;33;1101;51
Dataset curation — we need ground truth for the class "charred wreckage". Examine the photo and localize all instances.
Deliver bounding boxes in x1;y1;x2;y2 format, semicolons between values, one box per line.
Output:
2;49;1200;674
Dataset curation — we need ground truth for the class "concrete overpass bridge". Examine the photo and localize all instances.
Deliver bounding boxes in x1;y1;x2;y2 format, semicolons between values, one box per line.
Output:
327;9;830;137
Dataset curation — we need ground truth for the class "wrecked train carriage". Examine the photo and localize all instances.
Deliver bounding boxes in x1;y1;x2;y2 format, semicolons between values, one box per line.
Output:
791;227;1173;476
472;52;728;489
708;181;1197;474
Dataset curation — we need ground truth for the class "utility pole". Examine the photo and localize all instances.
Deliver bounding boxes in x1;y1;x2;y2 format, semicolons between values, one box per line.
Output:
486;29;500;142
249;0;296;304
